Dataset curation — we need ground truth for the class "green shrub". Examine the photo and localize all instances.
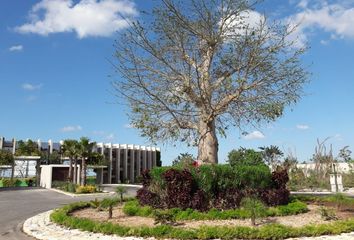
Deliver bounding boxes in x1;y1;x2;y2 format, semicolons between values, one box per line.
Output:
1;178;20;187
24;177;35;186
65;183;78;193
116;186;127;202
139;164;278;210
233;165;272;189
240;197;267;226
100;198;119;219
330;193;347;210
227;147;265;167
276;201;308;216
52;181;68;189
76;185;97;194
89;198;101;210
123;199;308;221
293;194;354;207
153;210;176;225
123;200;141;216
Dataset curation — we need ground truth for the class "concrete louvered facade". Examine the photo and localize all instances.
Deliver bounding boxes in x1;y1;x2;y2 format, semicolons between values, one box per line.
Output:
0;137;161;183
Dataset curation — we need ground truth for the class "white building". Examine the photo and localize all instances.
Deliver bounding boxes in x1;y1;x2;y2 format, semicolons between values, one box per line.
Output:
296;162;352;175
0;137;161;183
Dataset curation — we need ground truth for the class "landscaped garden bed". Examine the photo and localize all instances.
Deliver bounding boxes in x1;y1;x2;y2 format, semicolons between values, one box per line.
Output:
50;165;354;239
51;197;354;239
51;180;101;194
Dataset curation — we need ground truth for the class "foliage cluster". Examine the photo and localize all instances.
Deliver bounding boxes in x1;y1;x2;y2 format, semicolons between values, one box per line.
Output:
52;181;98;194
227;148;265;167
15;140;41;156
76;185;97;194
100;197;120;219
0;177;36;187
137;164;289;210
288;168;331;191
292;194;354;210
51;201;354;240
0;150;14;165
123;199;308;220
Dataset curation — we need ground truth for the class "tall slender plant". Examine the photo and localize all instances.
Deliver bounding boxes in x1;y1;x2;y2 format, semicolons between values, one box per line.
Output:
78;137;96;186
62;139;80;183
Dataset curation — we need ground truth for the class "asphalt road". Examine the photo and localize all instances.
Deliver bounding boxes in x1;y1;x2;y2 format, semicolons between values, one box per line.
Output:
0;187;138;240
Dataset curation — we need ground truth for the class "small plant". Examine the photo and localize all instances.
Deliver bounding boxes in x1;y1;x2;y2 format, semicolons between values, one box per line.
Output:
64;182;78;193
116;186;127;202
319;206;337;221
332;193;346;210
90;198;101;211
241;196;267;226
153;210;176;225
100;198;119;219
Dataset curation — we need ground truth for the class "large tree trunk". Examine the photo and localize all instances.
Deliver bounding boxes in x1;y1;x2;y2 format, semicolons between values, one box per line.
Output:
197;119;218;164
81;158;86;186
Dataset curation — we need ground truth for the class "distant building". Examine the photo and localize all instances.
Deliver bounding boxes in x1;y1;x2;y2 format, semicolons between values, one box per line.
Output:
0;137;161;183
296;162;352;175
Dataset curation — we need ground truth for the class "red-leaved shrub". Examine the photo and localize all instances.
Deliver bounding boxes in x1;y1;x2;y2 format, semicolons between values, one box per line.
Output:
163;169;196;209
137;165;290;211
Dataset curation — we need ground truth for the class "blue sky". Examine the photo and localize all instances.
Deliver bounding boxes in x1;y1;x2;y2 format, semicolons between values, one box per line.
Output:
1;0;354;165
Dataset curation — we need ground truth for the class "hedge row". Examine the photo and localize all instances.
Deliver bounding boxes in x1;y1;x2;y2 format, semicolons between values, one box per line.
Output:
123;199;308;220
0;178;35;187
138;165;290;211
50;202;354;240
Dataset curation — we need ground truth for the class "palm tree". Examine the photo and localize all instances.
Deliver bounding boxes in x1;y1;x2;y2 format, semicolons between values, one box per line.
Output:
259;145;284;170
78;137;96;186
62;139;80;183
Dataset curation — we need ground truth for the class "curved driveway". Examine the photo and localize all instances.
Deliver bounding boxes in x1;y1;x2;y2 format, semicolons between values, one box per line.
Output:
0;188;137;240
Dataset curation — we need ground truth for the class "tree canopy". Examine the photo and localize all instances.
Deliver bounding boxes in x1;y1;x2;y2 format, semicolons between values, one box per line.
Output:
15;140;41;156
227;147;264;167
0;150;14;166
113;0;308;164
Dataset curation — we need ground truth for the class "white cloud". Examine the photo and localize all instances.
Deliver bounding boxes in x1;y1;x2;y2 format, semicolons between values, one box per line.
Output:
15;0;137;38
9;45;23;52
297;0;309;9
22;83;42;91
296;124;310;130
243;131;265;140
320;39;329;45
105;133;115;141
223;10;265;37
288;2;354;46
61;125;82;132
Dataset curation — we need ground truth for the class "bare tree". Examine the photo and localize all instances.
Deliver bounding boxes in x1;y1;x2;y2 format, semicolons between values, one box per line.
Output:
113;0;308;164
312;138;334;181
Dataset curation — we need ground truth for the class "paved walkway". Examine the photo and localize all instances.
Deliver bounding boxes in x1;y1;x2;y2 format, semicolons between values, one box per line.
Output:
0;188;137;240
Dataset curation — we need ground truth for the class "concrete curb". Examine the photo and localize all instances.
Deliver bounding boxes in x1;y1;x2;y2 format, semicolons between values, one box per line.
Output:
48;188;115;197
23;210;354;240
100;184;143;188
23;210;149;240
